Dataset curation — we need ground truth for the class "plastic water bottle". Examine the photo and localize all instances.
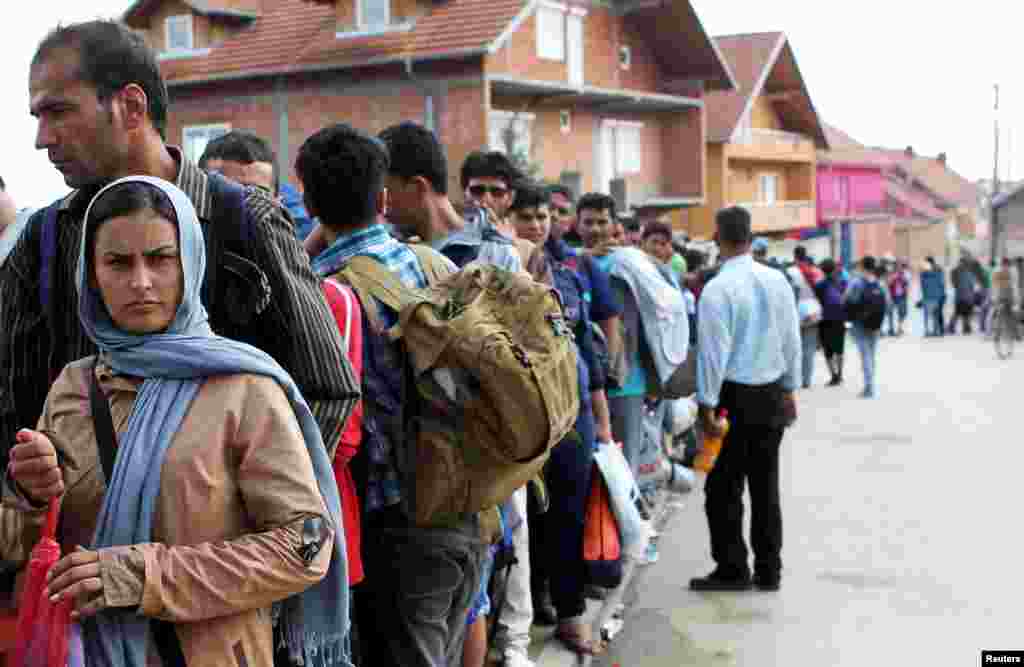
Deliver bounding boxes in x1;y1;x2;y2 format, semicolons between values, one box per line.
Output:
694;410;730;473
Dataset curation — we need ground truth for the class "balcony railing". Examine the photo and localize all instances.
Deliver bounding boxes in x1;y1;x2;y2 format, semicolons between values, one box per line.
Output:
730;128;815;162
735;200;816;233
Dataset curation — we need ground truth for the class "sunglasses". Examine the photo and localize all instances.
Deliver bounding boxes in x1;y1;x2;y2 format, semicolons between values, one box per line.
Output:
468;184;510;198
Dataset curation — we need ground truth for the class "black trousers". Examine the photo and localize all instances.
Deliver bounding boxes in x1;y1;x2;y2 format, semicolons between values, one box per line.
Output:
531;397;596;620
705;381;786;579
819;320;846;359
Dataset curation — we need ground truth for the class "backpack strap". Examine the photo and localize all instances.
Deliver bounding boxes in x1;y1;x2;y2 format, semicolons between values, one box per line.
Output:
203;173;253;318
37;203;60;312
408;244;455;285
33;200;66;383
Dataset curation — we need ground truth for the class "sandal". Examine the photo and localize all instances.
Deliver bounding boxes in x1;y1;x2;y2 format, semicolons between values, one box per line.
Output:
555;622;606;656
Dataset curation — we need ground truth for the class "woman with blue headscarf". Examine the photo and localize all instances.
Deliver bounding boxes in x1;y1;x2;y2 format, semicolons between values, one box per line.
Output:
6;176;351;667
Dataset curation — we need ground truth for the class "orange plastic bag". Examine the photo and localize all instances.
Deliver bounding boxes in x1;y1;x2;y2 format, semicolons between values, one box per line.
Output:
13;498;75;667
582;465;623;589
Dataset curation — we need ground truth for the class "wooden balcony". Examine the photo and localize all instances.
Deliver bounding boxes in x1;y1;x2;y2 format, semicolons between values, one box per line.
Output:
736;200;817;233
728;128;816;164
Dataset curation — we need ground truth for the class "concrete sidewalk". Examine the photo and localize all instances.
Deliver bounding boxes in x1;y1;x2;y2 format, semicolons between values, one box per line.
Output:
529;491;683;667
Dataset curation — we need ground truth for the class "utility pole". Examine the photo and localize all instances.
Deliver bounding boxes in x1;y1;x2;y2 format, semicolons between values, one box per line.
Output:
991;84;1001;264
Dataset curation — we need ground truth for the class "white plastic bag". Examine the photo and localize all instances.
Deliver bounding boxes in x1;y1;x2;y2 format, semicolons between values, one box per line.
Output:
593;441;655;560
670;396;699;436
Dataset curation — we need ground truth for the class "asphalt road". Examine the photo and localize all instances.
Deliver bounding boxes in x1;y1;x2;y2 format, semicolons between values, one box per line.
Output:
594;329;1023;667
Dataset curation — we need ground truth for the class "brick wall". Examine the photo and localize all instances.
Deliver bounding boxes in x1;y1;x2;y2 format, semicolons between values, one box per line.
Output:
487;5;665;95
168;65;488;196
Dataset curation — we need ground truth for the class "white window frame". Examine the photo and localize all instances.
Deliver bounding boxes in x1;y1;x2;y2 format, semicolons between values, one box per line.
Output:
489;110;536;163
165;14;194;52
760;173;780;204
536;2;567;62
183;123;231;165
356;0;391;32
606;120;643;175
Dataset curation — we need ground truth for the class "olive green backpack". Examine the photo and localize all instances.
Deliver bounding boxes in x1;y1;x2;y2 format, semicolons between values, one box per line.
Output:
340;246;579;526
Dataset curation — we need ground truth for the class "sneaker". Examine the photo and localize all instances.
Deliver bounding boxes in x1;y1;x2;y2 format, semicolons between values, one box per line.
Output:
689;569;752;592
637;540;660;566
503;649;536;667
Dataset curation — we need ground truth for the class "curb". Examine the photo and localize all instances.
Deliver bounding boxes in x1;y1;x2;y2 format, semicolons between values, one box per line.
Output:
531;491;682;667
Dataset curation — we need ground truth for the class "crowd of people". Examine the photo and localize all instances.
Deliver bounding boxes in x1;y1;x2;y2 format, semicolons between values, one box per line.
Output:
0;16;1000;667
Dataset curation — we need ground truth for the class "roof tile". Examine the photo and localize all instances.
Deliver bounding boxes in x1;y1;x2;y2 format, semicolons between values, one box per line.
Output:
159;0;524;84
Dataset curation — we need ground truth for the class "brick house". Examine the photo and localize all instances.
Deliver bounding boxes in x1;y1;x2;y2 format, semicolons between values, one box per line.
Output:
122;0;735;206
674;32;829;240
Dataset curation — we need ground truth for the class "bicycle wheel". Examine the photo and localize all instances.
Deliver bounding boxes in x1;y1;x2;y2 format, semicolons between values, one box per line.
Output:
995;311;1015;359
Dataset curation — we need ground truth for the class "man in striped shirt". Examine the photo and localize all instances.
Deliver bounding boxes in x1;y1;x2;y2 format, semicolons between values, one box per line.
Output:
0;21;358;475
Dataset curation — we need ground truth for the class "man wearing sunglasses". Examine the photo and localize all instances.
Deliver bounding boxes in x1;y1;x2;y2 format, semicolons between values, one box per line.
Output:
461;150;520;220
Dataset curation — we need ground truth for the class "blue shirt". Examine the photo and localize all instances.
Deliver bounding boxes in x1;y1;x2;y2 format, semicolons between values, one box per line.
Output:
560;246;622;323
594;253;649;398
697;254;802;407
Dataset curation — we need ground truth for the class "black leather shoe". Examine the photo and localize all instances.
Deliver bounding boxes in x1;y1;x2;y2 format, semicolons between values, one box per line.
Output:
532;592;558;626
689;570;752;592
753;574;781;591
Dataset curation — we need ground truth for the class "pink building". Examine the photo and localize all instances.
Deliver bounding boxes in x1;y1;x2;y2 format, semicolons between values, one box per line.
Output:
816;153;888;265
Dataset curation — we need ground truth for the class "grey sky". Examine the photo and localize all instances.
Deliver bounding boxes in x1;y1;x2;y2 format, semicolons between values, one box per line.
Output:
2;1;1016;208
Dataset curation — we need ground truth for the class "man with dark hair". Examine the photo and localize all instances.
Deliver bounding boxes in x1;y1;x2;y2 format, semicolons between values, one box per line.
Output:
199;129;278;195
509;184;615;656
642;221;674;265
843;255;889;398
690;206;800;593
298;123;487;667
378;123;530;273
547;183;577;243
6;21;357;488
576;193;618;252
461;150;523;220
379;124;539;667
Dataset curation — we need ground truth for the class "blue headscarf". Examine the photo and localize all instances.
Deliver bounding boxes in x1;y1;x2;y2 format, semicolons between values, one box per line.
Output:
78;176;350;667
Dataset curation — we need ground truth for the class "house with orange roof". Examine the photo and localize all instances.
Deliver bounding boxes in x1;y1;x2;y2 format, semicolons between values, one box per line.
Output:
673;31;828;239
122;0;735;206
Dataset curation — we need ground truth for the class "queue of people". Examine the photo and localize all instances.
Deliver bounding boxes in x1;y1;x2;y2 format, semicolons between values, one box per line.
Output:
14;14;991;667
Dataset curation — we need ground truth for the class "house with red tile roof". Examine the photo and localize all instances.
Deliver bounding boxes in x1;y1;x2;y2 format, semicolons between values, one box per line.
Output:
673;31;828;239
123;0;735;204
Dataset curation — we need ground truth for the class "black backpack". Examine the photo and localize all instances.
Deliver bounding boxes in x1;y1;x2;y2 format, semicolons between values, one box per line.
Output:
849;282;887;331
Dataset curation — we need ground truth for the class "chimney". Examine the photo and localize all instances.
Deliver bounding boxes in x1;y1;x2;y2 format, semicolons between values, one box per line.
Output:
904;146;914;158
938;152;947;165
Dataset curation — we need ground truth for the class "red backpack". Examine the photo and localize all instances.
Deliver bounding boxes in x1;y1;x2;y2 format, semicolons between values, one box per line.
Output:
322;278;365;585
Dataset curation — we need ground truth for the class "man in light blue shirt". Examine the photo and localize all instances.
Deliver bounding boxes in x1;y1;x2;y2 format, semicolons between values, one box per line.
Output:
691;206;800;593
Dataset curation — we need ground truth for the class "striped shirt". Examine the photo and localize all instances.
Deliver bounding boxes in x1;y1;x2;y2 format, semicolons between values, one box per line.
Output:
0;148;358;462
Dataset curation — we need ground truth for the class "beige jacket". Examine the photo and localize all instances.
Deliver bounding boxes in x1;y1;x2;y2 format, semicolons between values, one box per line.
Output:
2;357;334;667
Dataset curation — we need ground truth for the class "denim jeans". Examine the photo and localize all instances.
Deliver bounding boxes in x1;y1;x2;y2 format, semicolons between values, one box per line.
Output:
887;297;908;334
851;324;879;395
357;507;486;667
800;325;819;388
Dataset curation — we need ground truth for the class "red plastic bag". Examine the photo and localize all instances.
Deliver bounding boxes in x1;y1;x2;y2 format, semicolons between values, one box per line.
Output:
13;498;75;667
582;464;623;589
